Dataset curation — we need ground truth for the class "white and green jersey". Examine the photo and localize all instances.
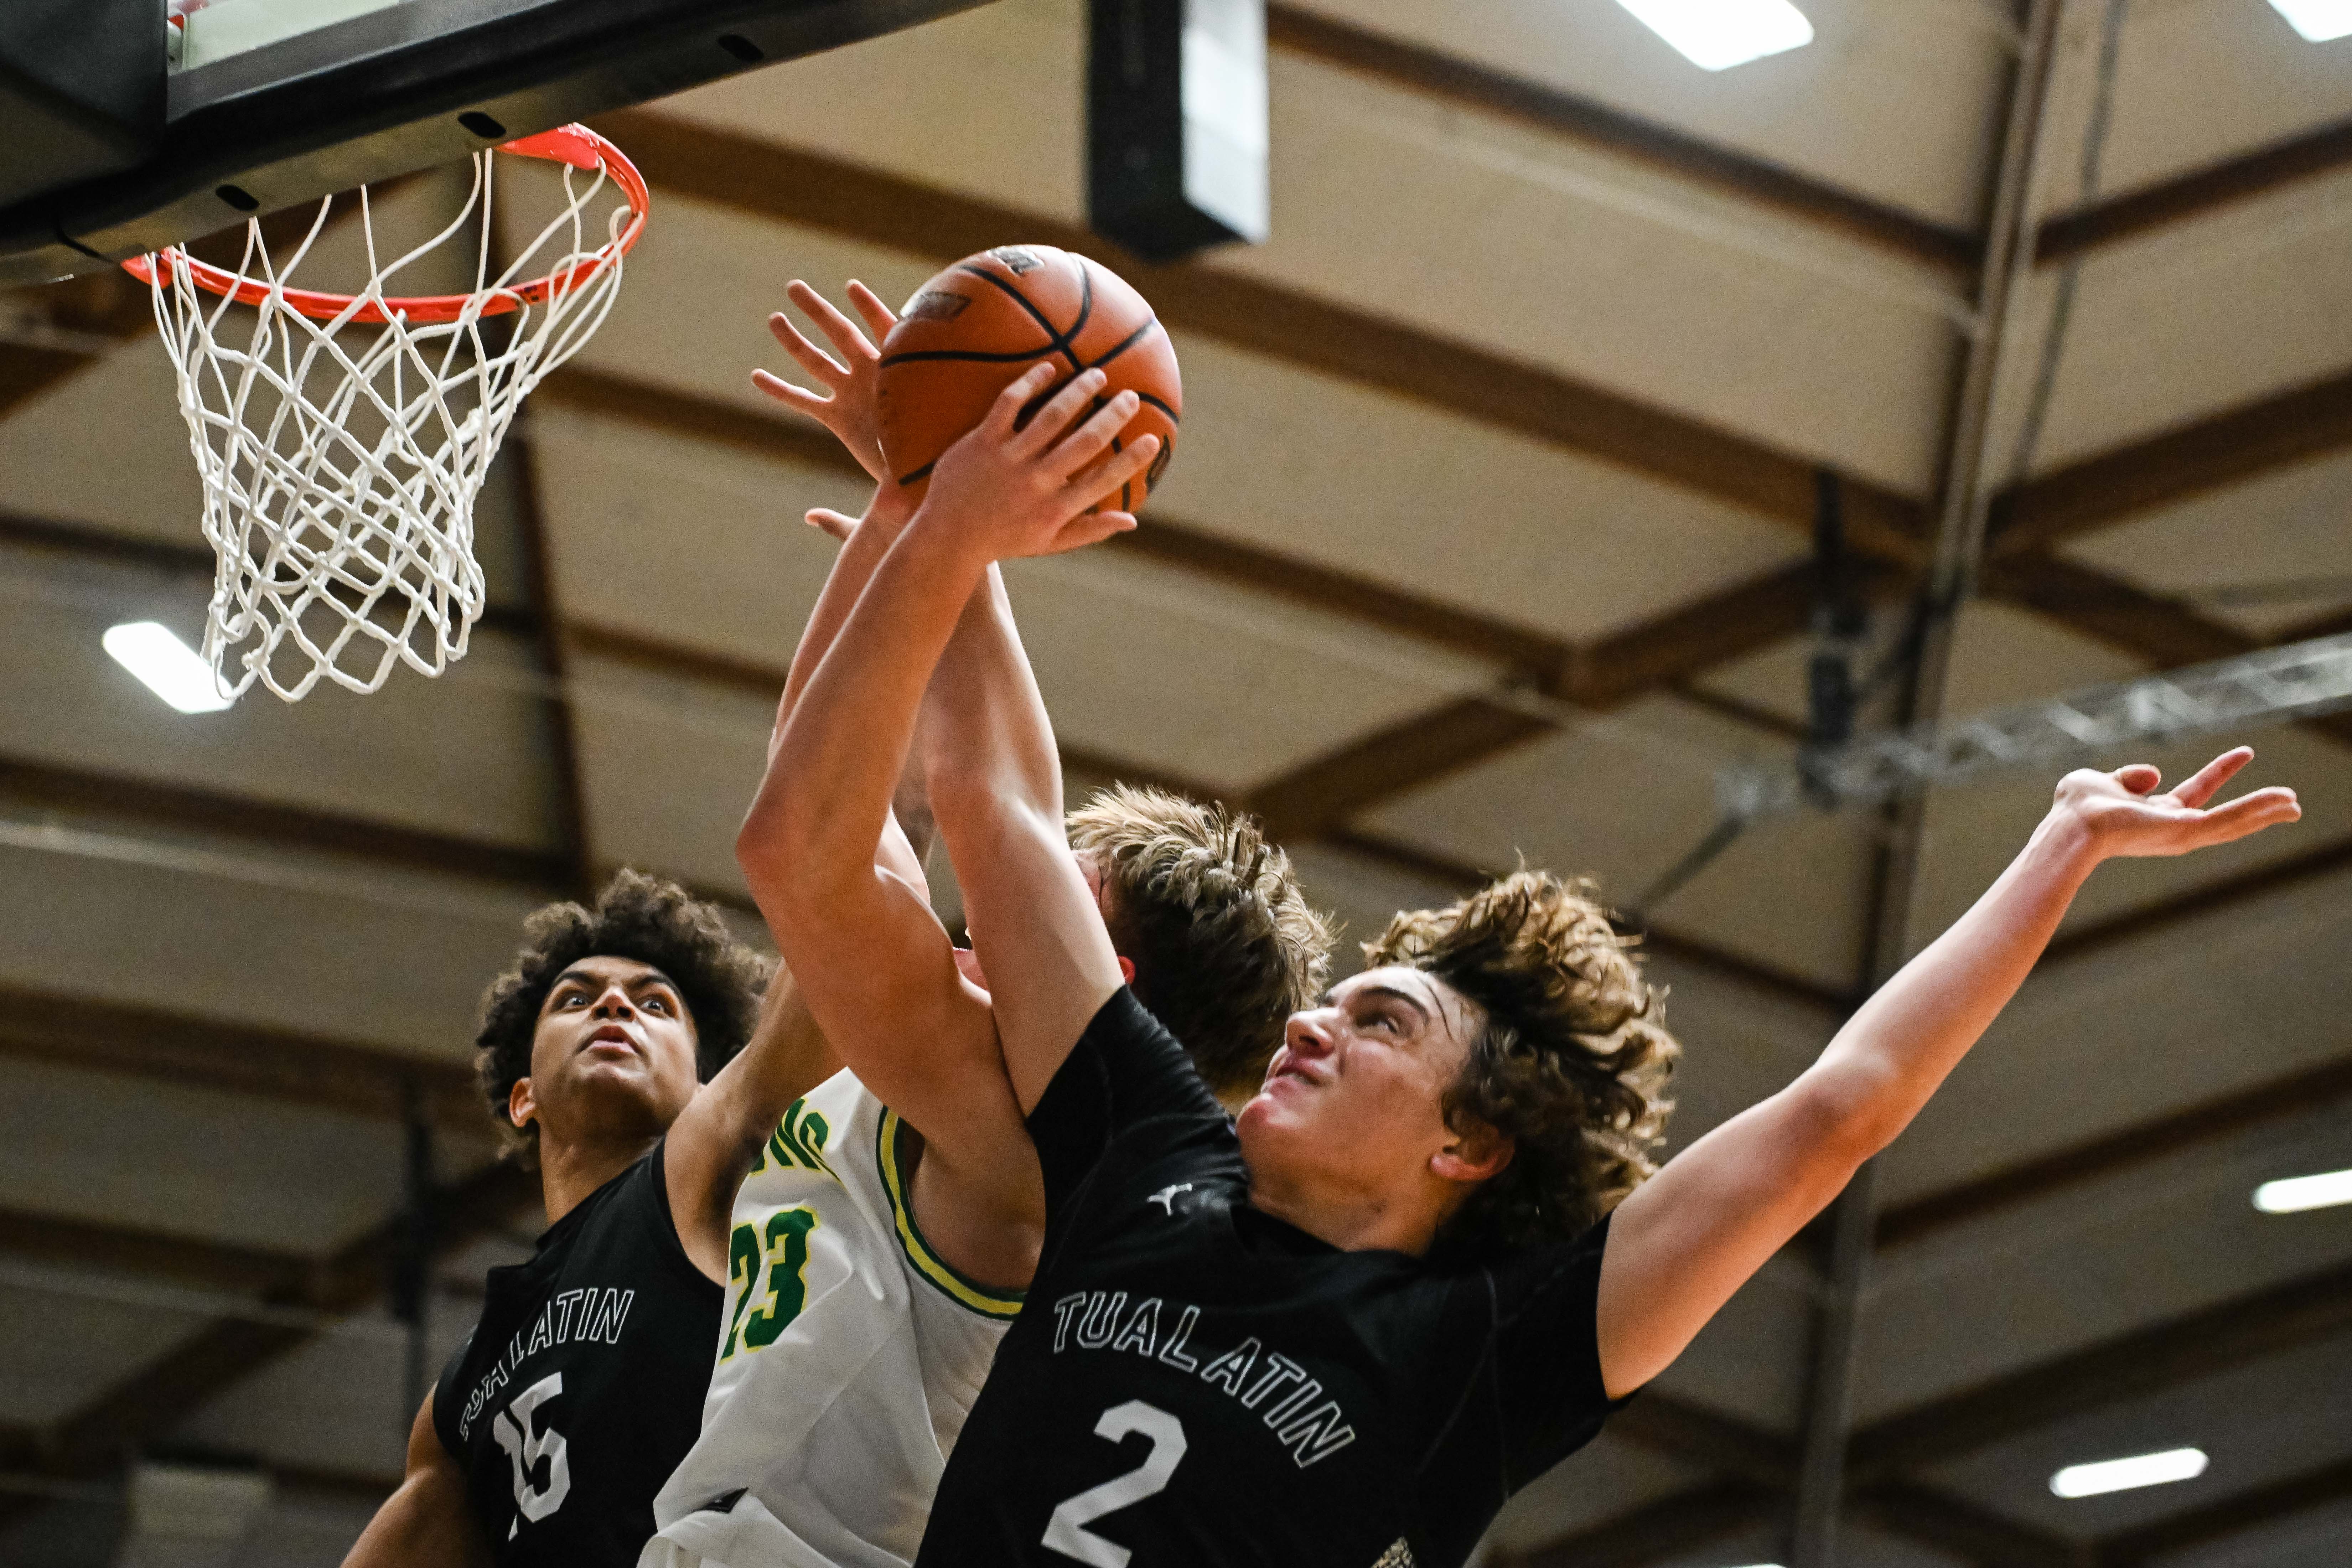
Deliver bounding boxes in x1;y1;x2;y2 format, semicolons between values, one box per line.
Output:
640;1068;1021;1568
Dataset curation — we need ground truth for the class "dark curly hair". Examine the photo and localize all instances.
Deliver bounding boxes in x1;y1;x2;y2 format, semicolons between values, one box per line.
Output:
1362;869;1679;1262
1066;785;1334;1102
475;870;772;1163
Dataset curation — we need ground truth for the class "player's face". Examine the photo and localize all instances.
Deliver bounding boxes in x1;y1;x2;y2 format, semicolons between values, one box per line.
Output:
1236;967;1490;1204
516;955;702;1147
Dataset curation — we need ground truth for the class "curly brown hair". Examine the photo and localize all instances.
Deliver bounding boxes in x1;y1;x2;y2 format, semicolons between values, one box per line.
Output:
1066;785;1334;1102
1362;869;1679;1261
475;870;772;1163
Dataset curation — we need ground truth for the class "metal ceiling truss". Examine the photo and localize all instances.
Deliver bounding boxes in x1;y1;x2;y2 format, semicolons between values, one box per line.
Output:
1723;630;2352;820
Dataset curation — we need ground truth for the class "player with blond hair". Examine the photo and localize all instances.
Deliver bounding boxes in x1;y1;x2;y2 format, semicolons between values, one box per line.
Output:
638;282;1329;1568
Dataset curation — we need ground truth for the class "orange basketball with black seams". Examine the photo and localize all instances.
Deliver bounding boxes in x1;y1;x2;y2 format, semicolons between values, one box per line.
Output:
876;244;1181;514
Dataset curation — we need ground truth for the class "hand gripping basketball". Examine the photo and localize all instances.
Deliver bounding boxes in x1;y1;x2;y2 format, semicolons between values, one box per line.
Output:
875;245;1181;515
915;365;1160;562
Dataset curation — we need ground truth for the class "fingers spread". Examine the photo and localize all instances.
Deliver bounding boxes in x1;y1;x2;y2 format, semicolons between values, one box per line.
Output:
752;367;824;415
767;310;846;381
2172;746;2254;809
788;280;876;362
2189;786;2302;845
846;280;898;341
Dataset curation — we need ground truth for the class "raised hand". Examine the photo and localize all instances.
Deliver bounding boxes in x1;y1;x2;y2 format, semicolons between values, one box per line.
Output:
752;279;898;481
2055;747;2299;860
913;363;1160;562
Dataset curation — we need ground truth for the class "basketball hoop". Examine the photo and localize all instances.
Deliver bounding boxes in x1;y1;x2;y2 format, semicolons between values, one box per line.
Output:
124;124;649;702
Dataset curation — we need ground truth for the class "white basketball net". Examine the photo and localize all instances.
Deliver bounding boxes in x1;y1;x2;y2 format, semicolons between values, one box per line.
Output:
140;143;634;701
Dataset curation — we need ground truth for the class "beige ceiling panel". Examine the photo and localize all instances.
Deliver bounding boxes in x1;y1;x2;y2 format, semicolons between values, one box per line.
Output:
566;648;775;897
0;337;206;546
551;187;1814;649
0;1059;406;1256
656;8;1962;492
0;833;538;1057
535;178;941;419
0;545;562;853
534;410;1497;791
1361;694;1878;990
1858;1113;2352;1422
0;1275;209;1426
2057;447;2352;640
530;410;865;663
658;0;1087;221
1005;546;1497;788
1996;167;2352;472
1652;1249;1819;1432
2036;0;2352;205
1210;51;1961;494
1157;322;1815;647
1874;859;2352;1206
1287;0;2010;230
178;1305;478;1485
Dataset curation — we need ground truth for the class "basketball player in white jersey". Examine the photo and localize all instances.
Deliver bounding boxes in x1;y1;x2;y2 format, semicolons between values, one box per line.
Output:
640;283;1325;1568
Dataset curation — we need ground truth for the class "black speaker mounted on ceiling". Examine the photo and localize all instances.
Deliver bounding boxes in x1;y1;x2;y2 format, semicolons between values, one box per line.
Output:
1087;0;1268;263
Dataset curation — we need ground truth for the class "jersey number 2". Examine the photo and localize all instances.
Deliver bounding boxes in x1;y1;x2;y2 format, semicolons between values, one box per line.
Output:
1041;1401;1187;1568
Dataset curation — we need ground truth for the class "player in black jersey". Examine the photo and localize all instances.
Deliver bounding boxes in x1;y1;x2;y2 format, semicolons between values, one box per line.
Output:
762;363;2305;1568
342;873;840;1568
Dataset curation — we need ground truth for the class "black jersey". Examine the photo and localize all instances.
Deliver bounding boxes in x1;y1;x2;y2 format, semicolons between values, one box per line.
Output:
915;991;1628;1568
432;1141;723;1566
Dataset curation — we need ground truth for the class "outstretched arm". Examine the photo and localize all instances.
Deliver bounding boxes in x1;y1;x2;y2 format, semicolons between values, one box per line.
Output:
662;959;835;1282
1594;749;2300;1397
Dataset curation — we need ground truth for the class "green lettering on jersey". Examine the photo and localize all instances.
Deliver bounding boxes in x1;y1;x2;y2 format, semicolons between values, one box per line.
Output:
767;1100;835;1178
720;1222;762;1360
741;1206;821;1351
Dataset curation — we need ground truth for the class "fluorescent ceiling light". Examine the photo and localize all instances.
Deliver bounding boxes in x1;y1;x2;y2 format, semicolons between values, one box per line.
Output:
2269;1;2352;43
103;621;233;714
2051;1448;2208;1499
2254;1168;2352;1213
1615;0;1815;71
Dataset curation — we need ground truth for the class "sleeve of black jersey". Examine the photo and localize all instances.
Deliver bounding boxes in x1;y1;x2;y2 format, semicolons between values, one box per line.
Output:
1483;1211;1635;1485
1023;987;1228;1212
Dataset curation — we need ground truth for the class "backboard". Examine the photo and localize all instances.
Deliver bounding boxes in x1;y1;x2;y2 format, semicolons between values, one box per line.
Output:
0;0;994;287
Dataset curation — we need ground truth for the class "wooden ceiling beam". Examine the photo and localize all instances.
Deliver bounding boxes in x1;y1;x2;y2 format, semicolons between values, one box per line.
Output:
587;109;1934;559
1262;5;1978;273
1877;1048;2352;1249
0;981;488;1135
1848;1256;2352;1480
0;1205;315;1299
0;752;571;890
35;1159;535;1479
2036;115;2352;265
1988;368;2352;557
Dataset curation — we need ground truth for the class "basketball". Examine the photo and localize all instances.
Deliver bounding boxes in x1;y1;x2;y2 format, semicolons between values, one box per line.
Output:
876;244;1181;514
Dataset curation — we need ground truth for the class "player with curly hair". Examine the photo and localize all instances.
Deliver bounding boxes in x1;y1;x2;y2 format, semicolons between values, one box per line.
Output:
345;871;840;1568
760;352;2304;1568
638;282;1331;1568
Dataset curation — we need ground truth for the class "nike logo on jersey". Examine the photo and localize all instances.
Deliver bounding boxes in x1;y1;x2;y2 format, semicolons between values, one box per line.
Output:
1146;1183;1194;1215
1049;1290;1357;1467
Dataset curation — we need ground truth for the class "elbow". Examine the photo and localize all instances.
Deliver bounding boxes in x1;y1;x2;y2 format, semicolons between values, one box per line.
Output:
1788;1067;1910;1173
735;791;830;919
